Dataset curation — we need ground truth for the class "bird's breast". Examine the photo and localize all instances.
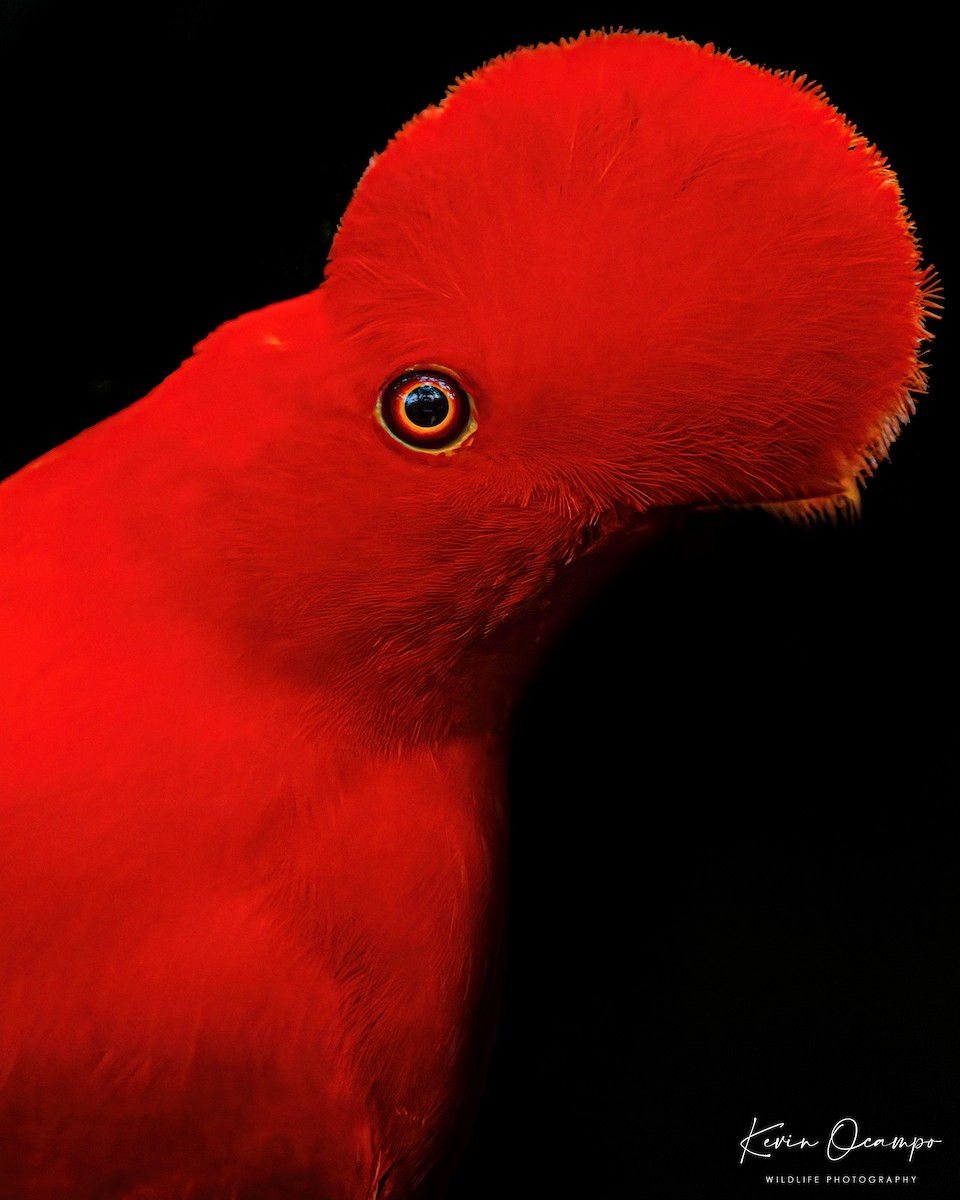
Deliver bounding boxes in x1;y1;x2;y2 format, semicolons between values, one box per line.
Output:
1;667;511;1200
276;735;511;1197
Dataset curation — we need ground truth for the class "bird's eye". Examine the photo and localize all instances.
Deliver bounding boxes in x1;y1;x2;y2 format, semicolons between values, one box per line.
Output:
377;369;476;452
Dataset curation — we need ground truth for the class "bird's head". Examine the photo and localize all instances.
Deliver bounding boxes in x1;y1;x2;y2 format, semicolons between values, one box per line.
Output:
159;32;932;748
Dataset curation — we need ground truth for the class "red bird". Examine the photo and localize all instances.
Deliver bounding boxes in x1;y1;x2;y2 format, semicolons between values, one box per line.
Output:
0;31;934;1200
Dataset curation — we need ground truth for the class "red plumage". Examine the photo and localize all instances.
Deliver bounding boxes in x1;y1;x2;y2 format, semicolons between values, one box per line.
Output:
0;31;933;1200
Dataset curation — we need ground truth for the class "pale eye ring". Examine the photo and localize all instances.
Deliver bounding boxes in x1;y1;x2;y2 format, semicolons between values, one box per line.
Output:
377;369;476;452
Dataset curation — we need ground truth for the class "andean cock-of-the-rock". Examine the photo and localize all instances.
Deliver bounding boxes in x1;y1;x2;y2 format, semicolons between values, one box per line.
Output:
0;29;935;1200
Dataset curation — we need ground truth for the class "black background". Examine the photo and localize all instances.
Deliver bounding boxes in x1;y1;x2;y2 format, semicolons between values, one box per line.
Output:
2;4;955;1197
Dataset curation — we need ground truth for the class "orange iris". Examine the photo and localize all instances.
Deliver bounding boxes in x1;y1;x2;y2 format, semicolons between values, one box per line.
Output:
378;369;474;451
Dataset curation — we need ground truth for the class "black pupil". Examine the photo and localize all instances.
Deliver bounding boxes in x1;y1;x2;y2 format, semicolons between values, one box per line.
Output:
404;384;449;428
